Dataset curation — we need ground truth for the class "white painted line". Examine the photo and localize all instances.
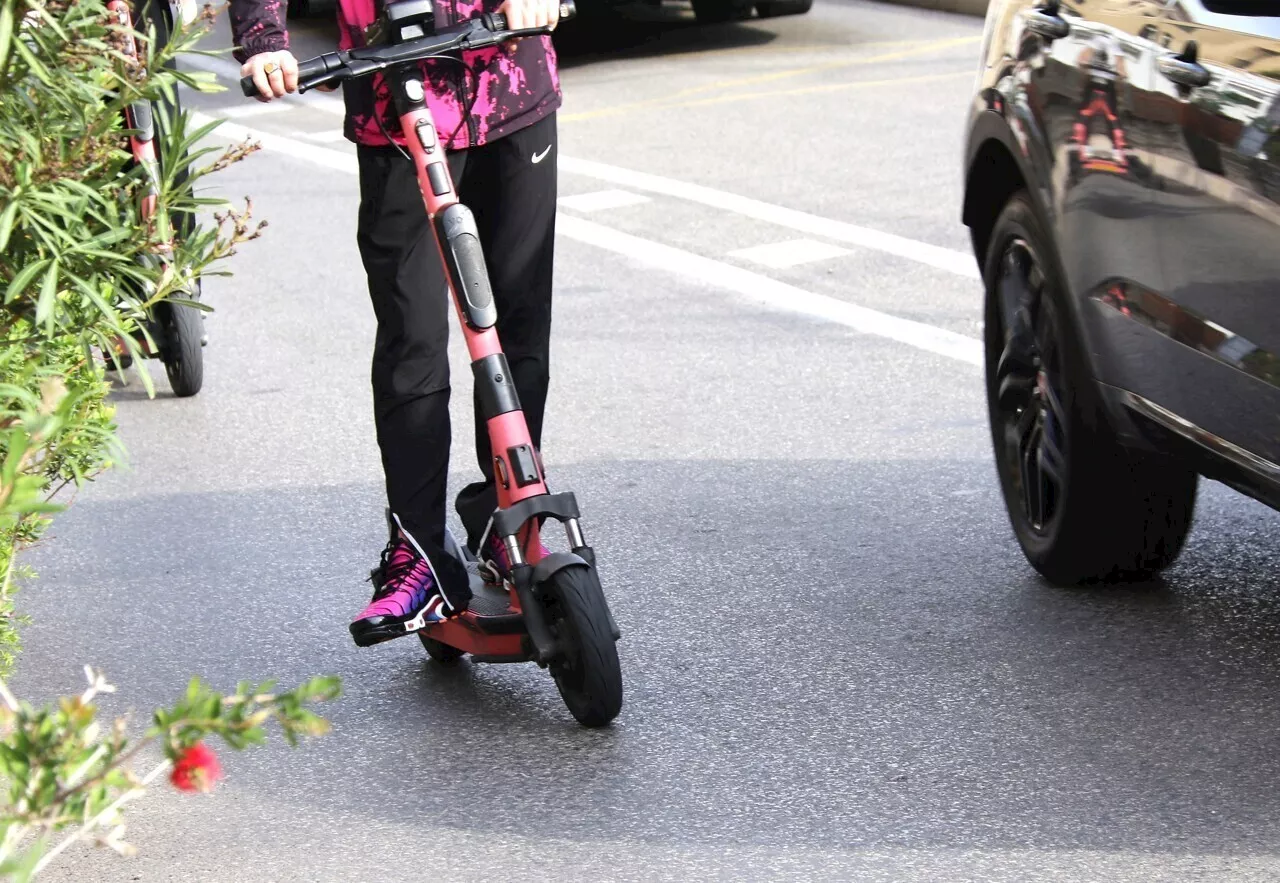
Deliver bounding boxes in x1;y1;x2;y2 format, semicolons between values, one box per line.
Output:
192;113;357;174
192;115;981;366
729;238;851;269
293;129;350;143
559;216;981;366
558;156;981;279
186;56;977;281
558;189;651;212
219;102;292;119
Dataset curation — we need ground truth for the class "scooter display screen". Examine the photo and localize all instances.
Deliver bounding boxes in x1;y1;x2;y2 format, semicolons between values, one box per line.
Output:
377;0;438;45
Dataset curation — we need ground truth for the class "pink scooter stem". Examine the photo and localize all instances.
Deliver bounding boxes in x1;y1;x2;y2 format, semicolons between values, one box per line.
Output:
391;69;548;562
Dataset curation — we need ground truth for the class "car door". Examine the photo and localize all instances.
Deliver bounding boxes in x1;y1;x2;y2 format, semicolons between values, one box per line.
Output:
1027;1;1183;392
1121;0;1280;466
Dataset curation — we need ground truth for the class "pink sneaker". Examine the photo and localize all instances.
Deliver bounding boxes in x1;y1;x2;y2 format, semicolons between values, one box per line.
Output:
350;514;455;647
479;531;549;585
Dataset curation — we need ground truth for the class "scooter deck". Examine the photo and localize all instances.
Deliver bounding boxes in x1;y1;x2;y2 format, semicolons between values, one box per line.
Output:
420;538;531;660
466;580;520;620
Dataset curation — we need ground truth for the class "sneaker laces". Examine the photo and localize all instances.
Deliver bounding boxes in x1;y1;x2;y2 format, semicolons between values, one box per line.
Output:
369;537;427;598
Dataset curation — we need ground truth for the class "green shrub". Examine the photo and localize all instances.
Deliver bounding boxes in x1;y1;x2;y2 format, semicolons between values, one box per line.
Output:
0;0;263;665
0;2;339;877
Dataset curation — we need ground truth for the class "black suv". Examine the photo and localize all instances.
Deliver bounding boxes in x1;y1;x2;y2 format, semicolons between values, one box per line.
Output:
962;0;1280;584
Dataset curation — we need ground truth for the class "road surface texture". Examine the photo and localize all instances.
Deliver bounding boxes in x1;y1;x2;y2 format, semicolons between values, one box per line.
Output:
14;0;1280;880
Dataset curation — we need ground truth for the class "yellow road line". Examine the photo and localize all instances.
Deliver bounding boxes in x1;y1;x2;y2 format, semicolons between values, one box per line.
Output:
620;37;928;63
560;35;981;123
562;70;970;121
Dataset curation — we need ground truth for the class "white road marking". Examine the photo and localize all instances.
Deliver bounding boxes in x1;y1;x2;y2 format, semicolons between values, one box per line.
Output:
293;129;350;143
558;157;981;280
187;58;979;283
196;114;357;174
729;238;851;269
558;190;651;212
219;102;293;119
558;216;981;366
192;114;981;366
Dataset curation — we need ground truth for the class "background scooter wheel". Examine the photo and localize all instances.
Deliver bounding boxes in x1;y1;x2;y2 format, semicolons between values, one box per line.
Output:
159;301;204;397
544;566;622;728
419;633;465;665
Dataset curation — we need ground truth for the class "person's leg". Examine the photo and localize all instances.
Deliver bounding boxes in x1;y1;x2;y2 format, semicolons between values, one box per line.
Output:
453;113;560;555
350;144;473;646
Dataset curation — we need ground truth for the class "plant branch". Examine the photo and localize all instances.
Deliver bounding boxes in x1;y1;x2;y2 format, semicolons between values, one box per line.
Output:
32;757;170;874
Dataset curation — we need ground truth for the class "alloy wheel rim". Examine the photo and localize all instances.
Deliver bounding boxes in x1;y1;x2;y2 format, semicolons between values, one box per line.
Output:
994;238;1067;534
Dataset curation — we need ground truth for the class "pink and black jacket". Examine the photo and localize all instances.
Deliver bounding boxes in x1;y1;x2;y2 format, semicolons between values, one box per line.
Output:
229;0;562;150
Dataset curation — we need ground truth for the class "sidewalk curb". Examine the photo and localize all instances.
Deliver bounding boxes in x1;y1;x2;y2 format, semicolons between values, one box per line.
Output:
870;0;988;17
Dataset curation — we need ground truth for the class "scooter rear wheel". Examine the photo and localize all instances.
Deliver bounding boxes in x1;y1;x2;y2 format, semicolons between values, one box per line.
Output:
158;300;204;397
419;633;465;665
544;565;622;727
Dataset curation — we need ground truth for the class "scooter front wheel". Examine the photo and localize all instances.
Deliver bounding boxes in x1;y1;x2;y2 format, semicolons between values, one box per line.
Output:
544;565;622;728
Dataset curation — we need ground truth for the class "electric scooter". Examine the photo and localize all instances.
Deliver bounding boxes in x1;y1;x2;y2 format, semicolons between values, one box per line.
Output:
241;0;624;728
108;0;208;397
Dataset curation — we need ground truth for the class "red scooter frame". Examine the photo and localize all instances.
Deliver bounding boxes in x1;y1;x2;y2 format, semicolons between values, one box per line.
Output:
243;0;623;726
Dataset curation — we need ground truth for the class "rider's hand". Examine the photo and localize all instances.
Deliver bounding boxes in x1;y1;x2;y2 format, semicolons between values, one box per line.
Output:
241;50;299;101
498;0;560;45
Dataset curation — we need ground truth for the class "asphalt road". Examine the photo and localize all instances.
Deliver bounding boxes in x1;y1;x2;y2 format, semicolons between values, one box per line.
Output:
14;1;1280;880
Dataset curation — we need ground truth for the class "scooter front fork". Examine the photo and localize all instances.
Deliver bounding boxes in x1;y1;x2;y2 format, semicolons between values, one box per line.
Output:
389;69;550;552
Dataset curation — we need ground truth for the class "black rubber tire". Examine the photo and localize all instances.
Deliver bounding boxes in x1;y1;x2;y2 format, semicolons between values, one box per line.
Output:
984;191;1197;585
139;1;206;398
543;566;622;728
159;301;204;397
756;0;812;16
692;0;748;23
419;634;466;665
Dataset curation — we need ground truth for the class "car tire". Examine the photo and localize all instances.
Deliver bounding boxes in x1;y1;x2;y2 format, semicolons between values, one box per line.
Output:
692;0;748;24
984;191;1198;585
756;0;813;16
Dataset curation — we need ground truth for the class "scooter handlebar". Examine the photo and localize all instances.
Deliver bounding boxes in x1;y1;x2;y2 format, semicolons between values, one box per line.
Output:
483;0;576;33
238;0;575;99
240;54;342;98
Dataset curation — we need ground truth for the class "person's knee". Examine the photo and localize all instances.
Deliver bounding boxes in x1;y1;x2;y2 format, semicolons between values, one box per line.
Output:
372;354;451;403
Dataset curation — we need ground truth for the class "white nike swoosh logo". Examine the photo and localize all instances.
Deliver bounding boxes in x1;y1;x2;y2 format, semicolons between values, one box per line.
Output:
532;145;552;164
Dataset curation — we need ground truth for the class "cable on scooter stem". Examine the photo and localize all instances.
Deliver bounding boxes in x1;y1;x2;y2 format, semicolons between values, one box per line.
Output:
239;0;576;98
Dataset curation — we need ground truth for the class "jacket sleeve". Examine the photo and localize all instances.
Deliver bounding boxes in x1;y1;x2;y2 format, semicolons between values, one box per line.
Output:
228;0;290;63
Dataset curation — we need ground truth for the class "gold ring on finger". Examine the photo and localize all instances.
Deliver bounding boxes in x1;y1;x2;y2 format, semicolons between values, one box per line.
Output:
264;62;277;75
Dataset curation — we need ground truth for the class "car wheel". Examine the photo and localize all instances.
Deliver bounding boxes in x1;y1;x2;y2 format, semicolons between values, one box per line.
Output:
756;0;812;16
692;0;749;23
984;191;1198;584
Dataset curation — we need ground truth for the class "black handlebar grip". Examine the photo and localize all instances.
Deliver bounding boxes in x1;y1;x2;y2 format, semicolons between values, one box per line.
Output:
483;0;575;32
239;56;333;97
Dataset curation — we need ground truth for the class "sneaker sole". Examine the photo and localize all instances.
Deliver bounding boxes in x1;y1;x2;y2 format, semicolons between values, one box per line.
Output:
349;605;440;648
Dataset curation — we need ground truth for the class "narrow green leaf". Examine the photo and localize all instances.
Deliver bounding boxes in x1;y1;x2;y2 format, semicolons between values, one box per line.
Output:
35;259;60;328
5;259;48;304
0;1;15;76
0;198;18;253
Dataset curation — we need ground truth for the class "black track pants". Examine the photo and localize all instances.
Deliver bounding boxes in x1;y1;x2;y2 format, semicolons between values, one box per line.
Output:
355;113;558;606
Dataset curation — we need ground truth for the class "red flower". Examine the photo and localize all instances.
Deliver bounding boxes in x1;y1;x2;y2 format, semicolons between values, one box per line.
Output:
169;742;223;794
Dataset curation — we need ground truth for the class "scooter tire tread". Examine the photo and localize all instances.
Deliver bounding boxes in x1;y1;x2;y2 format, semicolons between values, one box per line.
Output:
161;301;204;397
419;634;466;665
546;565;622;728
